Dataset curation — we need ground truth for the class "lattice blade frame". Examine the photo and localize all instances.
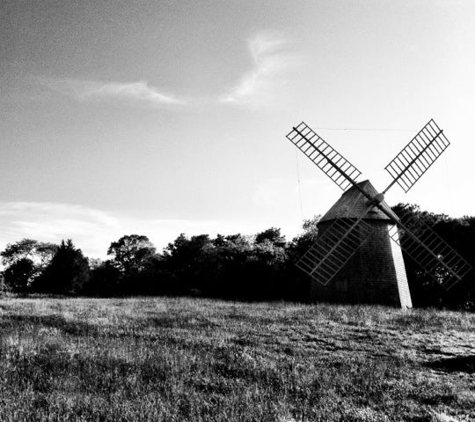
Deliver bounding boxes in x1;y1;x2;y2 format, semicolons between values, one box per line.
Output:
385;119;450;193
389;215;472;290
297;217;372;286
286;122;361;191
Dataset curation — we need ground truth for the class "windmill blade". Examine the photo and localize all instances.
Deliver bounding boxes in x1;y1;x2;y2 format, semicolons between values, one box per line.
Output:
388;214;472;290
286;122;362;191
384;119;450;194
297;217;372;286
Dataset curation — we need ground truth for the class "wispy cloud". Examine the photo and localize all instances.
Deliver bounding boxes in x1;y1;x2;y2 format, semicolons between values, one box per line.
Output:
40;33;296;110
0;202;122;260
43;78;186;106
0;202;285;261
220;31;298;108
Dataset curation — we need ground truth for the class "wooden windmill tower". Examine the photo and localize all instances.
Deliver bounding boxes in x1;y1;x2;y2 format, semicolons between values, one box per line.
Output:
286;120;472;308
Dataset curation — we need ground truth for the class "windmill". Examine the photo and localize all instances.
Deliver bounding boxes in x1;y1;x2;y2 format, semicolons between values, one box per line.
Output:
286;120;472;308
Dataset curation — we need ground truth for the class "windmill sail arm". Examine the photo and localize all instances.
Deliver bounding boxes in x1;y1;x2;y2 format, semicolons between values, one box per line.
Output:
294;127;356;188
383;119;450;194
286;122;362;191
383;130;442;194
388;216;472;290
297;217;372;286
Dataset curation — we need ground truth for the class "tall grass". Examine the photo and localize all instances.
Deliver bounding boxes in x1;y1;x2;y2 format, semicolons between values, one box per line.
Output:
1;298;474;421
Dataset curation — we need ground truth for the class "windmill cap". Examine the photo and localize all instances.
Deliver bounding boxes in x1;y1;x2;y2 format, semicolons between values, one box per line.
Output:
319;180;399;223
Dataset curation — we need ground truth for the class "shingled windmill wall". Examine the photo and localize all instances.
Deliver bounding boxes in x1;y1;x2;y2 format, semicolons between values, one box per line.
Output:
309;181;413;308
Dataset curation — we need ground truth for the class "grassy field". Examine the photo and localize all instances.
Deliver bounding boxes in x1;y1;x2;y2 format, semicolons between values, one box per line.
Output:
0;298;474;422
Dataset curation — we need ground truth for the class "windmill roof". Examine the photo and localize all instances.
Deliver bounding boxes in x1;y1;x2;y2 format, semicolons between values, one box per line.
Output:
319;180;399;223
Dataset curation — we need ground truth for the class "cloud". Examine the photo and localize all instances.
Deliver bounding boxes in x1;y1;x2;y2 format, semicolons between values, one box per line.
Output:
0;202;289;262
220;31;298;108
0;202;122;260
43;78;186;106
39;33;297;110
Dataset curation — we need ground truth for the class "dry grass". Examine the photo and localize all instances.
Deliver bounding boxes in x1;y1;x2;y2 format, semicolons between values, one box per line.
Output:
0;297;474;421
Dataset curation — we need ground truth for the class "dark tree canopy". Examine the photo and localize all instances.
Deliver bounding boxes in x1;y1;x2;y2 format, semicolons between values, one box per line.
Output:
392;203;475;308
1;239;58;292
1;238;57;267
302;215;321;237
288;215;320;266
255;227;286;247
0;206;472;308
37;239;90;295
159;231;295;300
107;234;157;277
1;239;38;266
3;258;36;293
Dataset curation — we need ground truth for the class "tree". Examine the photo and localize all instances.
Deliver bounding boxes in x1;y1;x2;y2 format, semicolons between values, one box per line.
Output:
86;260;122;296
107;234;158;277
1;239;58;292
3;258;36;294
288;215;320;264
36;240;90;295
0;273;8;295
255;227;286;247
1;239;57;266
162;234;214;294
284;215;322;301
392;203;475;309
1;239;37;266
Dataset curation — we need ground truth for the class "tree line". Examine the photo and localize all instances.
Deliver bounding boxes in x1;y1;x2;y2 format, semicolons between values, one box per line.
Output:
1;204;474;309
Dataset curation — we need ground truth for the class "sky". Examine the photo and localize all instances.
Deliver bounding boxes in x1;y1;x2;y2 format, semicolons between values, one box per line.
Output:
1;0;475;260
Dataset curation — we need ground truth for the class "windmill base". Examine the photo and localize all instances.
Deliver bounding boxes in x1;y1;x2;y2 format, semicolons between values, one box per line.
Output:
310;220;413;308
